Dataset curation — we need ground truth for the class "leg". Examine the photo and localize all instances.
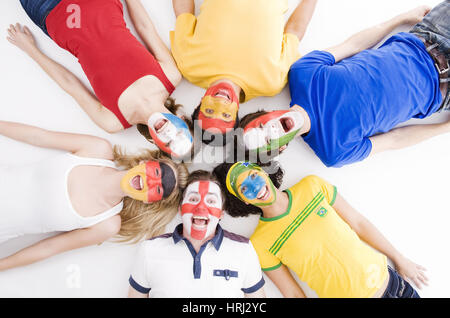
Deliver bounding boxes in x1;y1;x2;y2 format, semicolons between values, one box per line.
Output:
19;0;62;35
382;267;420;298
284;0;318;42
410;0;450;55
369;121;450;155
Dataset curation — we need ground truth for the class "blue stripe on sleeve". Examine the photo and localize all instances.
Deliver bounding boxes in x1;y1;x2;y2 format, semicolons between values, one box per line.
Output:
129;275;151;294
241;276;265;294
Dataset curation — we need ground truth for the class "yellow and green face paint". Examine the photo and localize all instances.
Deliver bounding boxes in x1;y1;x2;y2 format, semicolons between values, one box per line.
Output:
226;162;276;207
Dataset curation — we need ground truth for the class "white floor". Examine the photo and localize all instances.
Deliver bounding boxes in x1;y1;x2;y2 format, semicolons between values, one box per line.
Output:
0;0;449;298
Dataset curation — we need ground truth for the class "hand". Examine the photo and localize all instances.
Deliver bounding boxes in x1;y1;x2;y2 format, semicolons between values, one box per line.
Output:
395;256;429;289
6;23;37;54
400;5;431;25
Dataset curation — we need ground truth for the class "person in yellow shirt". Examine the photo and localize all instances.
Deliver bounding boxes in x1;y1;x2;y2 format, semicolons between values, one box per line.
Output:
213;161;428;298
170;0;317;141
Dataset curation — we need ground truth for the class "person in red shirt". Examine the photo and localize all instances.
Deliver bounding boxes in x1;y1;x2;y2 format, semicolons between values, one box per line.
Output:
9;0;193;158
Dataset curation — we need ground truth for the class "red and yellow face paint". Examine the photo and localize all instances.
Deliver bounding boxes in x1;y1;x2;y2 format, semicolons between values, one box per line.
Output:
198;82;239;134
120;161;177;203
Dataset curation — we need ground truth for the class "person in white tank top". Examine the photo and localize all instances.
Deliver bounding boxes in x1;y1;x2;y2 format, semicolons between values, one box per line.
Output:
0;120;188;271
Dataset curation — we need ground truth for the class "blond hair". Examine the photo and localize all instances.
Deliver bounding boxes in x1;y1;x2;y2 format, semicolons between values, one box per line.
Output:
113;145;189;243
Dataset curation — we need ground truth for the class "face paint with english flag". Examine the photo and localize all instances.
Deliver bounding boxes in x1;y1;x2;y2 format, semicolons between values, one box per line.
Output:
148;112;193;158
243;110;304;153
226;161;277;207
181;181;223;241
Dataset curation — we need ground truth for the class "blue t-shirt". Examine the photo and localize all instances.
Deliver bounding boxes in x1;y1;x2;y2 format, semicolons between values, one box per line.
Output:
289;32;442;168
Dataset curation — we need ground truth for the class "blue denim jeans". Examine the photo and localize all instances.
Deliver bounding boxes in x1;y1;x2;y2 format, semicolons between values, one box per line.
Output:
382;266;420;298
19;0;62;35
410;0;450;110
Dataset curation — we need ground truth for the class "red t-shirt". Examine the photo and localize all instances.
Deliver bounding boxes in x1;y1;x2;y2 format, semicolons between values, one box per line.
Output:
46;0;175;128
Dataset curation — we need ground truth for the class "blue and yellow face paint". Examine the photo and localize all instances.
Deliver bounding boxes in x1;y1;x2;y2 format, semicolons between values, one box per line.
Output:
226;162;276;207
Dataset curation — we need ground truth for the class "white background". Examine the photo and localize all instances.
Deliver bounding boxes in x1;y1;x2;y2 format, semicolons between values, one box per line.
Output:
0;0;449;298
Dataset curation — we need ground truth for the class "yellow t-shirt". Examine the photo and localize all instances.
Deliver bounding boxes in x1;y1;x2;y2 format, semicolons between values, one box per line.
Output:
170;0;301;102
250;175;388;298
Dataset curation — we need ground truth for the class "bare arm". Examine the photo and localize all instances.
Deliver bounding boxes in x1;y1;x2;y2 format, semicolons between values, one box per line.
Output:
265;266;306;298
285;0;318;42
326;6;431;63
0;120;114;159
0;216;121;271
172;0;195;17
333;194;428;289
128;287;149;298
370;121;450;156
7;24;123;133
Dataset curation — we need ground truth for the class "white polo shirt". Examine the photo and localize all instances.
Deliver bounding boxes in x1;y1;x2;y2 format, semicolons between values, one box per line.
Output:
129;224;265;298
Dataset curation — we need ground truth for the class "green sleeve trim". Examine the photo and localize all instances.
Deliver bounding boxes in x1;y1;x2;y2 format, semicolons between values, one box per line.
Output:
260;190;292;222
329;186;337;206
262;262;282;272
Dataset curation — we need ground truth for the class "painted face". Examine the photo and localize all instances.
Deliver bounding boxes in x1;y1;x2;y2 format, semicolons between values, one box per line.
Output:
198;82;239;134
148;112;193;158
120;161;177;203
243;110;304;153
181;181;223;240
226;162;276;207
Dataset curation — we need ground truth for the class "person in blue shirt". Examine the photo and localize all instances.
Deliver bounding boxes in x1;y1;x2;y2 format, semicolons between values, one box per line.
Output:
239;2;449;168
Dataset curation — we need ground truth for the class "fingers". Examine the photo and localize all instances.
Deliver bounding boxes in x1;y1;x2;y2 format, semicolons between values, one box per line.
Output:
9;24;16;33
24;26;32;36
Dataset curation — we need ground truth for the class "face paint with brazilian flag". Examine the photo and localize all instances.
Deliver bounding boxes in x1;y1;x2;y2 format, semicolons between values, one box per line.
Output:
226;162;276;207
243;110;304;153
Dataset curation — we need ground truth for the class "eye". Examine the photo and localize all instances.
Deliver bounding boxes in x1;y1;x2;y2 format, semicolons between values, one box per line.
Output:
241;186;247;193
207;198;216;205
206;108;214;114
251;173;256;180
259;123;264;128
223;113;231;119
155;169;160;177
188;195;200;203
157;186;161;194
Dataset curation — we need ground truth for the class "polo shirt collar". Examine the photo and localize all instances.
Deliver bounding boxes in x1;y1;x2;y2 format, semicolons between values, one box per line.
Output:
172;223;224;251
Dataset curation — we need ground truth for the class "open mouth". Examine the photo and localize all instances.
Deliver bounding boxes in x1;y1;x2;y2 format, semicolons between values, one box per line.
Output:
130;175;144;191
214;88;231;102
192;216;210;229
280;117;295;133
154;119;168;133
256;185;270;201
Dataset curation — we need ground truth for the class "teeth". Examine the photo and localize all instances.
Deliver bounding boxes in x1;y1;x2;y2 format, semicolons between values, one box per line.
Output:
193;216;208;220
140;177;144;190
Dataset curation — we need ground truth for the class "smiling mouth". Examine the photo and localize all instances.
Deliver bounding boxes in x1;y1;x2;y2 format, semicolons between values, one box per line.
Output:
154;119;168;133
256;185;270;201
130;175;144;191
214;88;231;102
192;216;210;229
280;117;294;133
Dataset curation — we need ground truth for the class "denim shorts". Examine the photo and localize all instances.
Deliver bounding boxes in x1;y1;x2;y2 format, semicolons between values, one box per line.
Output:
381;266;420;298
410;0;450;111
19;0;62;35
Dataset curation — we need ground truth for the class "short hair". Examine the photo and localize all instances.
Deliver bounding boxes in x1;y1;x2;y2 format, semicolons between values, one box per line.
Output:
212;161;284;217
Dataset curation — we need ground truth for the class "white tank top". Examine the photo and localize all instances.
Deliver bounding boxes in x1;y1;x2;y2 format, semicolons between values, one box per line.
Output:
0;153;123;244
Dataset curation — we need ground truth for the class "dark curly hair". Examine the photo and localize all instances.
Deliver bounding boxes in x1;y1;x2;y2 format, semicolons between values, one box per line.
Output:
212;161;284;217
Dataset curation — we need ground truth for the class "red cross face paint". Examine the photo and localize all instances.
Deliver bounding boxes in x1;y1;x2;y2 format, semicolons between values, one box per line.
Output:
181;181;223;241
198;82;239;134
120;161;177;203
243;110;304;153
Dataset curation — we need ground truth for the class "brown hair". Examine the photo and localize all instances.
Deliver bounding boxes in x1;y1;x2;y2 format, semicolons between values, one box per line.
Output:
238;110;268;129
113;145;189;243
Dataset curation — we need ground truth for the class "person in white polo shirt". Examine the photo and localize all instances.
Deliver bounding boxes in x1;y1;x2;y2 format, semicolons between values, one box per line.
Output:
128;170;266;298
